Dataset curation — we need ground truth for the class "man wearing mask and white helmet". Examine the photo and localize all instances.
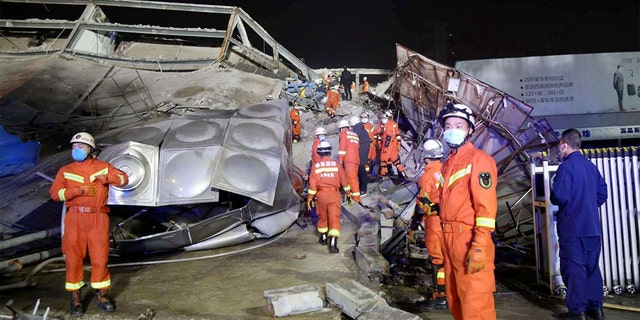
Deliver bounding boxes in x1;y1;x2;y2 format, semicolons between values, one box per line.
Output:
49;132;129;317
437;103;498;320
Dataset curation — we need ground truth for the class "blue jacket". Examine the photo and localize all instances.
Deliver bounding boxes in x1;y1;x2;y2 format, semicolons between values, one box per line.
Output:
352;122;371;165
551;151;608;238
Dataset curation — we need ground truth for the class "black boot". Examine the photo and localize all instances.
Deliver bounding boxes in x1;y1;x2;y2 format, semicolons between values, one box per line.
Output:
328;236;339;253
318;233;327;245
69;289;84;317
586;309;605;320
95;288;115;312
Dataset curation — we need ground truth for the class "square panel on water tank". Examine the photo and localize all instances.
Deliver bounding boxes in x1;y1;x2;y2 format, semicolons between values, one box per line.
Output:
211;146;281;205
163;118;227;148
100;141;159;207
235;99;288;123
157;146;220;206
96;119;174;147
223;117;285;158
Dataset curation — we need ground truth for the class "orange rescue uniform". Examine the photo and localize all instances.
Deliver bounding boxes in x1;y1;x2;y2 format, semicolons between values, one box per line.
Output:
378;119;404;176
307;156;350;238
362;80;369;93
439;141;497;320
417;160;446;295
49;158;128;292
325;89;340;117
364;122;376;171
338;128;360;202
290;107;301;142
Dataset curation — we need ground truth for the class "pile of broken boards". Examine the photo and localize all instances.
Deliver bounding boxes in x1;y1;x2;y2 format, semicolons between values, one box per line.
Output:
266;177;434;319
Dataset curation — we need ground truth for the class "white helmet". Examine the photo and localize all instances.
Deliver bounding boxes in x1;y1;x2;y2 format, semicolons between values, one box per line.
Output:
349;116;359;127
315;127;327;136
338;119;350;128
381;109;393;119
439;103;475;129
363;76;367;81
70;132;96;149
423;139;443;159
317;140;332;155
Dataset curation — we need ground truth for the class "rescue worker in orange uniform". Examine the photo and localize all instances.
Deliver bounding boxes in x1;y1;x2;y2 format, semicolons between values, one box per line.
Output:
290;105;301;143
325;86;341;118
307;141;351;253
49;132;129;317
361;112;376;177
362;76;370;93
412;139;448;310
438;103;498;320
378;110;406;179
338;119;361;203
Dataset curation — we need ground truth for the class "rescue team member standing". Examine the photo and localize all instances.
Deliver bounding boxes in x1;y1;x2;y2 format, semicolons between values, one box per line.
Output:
361;112;377;179
338;119;361;203
340;67;353;101
290;105;301;143
49;132;129;317
325;86;341;118
438;103;497;320
350;115;371;196
307;141;351;253
362;76;369;93
378;110;405;179
551;129;607;320
414;139;448;310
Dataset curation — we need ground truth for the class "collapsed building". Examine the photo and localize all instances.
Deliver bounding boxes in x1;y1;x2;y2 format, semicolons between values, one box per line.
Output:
0;1;638;317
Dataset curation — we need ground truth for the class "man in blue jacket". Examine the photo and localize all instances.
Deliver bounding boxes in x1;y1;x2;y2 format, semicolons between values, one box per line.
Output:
551;128;608;320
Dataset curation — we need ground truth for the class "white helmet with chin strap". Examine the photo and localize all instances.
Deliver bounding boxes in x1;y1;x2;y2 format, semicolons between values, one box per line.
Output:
317;140;332;155
338;119;350;128
315;127;327;136
423;139;443;159
70;132;96;149
349;116;359;127
438;103;475;130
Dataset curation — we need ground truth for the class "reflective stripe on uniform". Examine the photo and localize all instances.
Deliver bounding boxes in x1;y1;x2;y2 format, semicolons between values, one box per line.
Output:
476;217;496;229
328;228;340;237
63;172;84;183
59;188;68;201
66;281;85;291
91;279;111;289
447;164;472;187
117;174;125;186
90;168;108;182
315;167;339;174
308;189;317;195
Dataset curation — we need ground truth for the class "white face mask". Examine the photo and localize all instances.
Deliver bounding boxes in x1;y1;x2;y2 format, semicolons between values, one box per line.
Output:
381;118;389;124
318;134;326;141
443;129;467;148
361;118;368;123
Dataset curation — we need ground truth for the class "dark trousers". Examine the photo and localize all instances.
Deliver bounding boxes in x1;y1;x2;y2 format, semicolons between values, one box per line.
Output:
357;164;368;194
342;83;352;100
559;236;603;314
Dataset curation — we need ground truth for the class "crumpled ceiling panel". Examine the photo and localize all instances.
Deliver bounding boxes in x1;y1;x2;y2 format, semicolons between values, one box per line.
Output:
392;44;558;177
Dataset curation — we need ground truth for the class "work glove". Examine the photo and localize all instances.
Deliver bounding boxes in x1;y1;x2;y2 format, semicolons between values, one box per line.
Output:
306;197;315;211
344;192;352;204
466;241;486;274
67;185;98;198
95;174;109;185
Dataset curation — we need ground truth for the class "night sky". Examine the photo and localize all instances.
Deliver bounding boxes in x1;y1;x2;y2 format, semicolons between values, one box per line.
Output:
207;0;640;68
2;0;639;69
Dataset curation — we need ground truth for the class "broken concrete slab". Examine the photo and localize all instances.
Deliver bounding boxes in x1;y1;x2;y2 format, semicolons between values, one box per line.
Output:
354;246;389;282
263;284;324;317
325;278;384;319
357;297;421;320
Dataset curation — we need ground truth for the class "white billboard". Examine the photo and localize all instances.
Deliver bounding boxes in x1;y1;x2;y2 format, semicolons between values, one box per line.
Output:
456;52;640;117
